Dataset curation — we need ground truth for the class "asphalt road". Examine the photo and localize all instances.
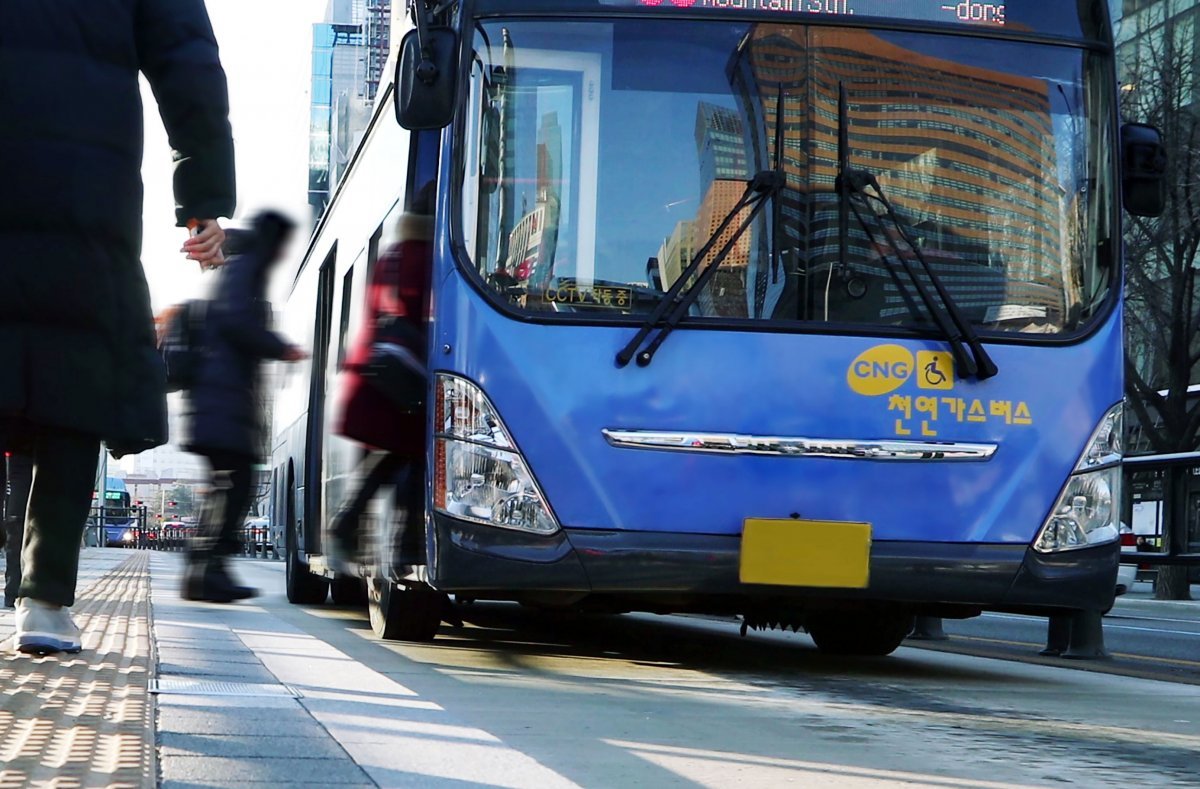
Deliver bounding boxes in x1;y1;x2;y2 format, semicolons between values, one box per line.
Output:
207;557;1200;787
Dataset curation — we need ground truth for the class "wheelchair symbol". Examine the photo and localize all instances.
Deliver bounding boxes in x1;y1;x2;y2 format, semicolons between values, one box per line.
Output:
924;361;947;387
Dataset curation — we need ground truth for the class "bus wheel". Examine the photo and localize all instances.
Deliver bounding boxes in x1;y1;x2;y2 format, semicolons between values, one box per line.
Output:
805;611;914;657
330;574;367;606
285;521;328;605
367;576;443;641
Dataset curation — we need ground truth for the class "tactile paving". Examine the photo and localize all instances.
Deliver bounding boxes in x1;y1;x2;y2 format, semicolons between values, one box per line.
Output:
0;552;155;788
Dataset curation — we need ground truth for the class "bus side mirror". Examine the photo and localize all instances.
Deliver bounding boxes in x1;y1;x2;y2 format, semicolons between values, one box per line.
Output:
1121;122;1167;217
394;27;458;131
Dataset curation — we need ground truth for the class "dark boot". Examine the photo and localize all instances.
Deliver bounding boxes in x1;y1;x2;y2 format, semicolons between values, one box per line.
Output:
182;556;258;603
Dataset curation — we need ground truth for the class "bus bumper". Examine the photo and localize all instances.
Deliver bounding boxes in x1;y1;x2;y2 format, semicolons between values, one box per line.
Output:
429;513;1118;614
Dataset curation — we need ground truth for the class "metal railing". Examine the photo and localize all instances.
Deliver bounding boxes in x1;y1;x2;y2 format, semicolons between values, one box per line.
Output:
154;522;196;552
82;505;278;559
241;521;278;560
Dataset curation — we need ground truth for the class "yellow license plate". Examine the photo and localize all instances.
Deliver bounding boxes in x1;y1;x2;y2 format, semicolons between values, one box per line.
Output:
739;518;871;588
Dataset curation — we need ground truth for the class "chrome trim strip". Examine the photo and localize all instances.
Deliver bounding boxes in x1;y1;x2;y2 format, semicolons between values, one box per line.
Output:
601;430;996;461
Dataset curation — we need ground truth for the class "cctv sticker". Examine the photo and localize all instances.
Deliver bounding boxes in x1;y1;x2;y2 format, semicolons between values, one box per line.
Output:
846;344;914;396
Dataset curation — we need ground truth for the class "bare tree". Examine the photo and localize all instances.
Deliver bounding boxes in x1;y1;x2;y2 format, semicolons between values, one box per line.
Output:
1121;35;1200;600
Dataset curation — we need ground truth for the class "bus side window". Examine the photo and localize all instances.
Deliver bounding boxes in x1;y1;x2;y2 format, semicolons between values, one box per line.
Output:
336;263;355;367
379;200;405;251
407;129;440;212
366;223;382;285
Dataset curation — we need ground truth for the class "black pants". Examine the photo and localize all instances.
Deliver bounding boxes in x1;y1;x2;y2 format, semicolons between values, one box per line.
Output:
191;450;255;561
14;430;101;607
4;453;33;606
332;452;423;562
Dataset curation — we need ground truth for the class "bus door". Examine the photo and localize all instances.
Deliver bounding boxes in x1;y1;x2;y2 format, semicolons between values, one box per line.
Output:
304;247;337;552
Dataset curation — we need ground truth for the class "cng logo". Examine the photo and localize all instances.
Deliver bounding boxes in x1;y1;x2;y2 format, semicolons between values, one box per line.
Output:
847;344;914;396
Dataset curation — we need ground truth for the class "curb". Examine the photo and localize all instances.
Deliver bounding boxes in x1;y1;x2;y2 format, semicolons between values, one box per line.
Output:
1111;596;1200;616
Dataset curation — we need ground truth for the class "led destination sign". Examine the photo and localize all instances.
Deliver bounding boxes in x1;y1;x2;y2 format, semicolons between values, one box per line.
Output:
612;0;1006;27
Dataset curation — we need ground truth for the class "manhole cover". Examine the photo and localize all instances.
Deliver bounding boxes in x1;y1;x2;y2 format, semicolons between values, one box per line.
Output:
150;679;302;698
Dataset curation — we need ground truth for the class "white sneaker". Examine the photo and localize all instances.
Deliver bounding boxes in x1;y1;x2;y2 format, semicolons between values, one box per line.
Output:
15;598;82;655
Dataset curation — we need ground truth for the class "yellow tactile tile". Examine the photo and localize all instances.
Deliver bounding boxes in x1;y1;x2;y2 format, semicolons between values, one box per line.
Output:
0;553;155;788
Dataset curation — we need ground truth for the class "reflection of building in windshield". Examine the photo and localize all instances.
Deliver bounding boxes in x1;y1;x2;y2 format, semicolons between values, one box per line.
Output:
506;205;546;283
658;103;753;316
657;219;694;289
697;102;747;188
505;111;562;290
728;26;1064;327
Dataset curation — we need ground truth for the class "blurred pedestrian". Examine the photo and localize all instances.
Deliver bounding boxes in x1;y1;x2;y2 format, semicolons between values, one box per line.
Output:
181;212;306;602
0;0;234;654
328;187;435;572
3;453;33;609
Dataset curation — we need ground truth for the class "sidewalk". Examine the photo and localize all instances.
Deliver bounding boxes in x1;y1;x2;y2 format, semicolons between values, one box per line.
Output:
1;548;373;788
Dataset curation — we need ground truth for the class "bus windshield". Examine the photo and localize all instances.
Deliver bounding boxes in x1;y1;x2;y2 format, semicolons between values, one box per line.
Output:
459;19;1114;336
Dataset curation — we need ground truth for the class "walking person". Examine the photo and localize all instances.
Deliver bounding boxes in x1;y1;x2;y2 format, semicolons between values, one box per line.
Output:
3;453;33;609
328;188;435;572
182;212;306;602
0;0;234;654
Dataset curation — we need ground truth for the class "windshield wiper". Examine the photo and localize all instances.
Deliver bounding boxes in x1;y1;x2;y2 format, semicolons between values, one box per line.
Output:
847;170;998;380
616;169;784;367
835;85;997;381
619;90;787;368
842;183;926;324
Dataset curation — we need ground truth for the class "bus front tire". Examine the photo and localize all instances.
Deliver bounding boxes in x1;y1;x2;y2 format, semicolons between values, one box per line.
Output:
806;611;914;657
367;576;443;641
285;524;329;605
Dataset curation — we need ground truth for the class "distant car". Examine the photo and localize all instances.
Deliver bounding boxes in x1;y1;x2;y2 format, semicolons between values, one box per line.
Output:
244;517;271;556
1115;562;1136;596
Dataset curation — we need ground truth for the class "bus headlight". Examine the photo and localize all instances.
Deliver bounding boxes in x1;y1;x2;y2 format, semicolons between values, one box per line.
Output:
1034;404;1122;553
433;374;560;534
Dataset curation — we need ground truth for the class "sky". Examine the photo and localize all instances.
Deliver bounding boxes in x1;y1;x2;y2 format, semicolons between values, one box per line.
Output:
140;0;328;311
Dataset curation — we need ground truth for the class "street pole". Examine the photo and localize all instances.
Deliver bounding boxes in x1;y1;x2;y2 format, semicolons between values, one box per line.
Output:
95;445;107;548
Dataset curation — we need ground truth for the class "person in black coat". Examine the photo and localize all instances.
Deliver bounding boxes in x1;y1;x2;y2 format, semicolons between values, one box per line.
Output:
3;452;33;609
0;0;233;655
182;211;305;602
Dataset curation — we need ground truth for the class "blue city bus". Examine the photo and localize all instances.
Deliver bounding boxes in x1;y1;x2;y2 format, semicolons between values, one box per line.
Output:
93;477;135;547
271;0;1166;654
